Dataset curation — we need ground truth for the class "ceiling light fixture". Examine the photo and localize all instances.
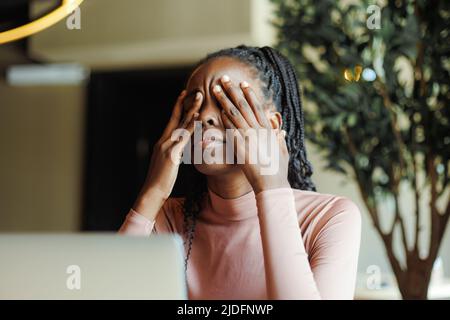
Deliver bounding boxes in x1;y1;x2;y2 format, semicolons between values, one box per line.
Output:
0;0;84;45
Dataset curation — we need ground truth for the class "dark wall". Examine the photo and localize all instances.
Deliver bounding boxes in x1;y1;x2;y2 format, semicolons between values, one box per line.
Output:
83;66;195;231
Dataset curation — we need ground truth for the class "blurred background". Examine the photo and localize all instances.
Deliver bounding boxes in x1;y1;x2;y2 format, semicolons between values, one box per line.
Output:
0;0;448;299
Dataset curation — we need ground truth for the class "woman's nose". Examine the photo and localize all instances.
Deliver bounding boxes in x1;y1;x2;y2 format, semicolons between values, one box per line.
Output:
198;97;221;128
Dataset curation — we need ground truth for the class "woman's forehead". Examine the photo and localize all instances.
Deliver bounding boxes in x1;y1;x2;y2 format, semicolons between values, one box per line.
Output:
187;57;255;88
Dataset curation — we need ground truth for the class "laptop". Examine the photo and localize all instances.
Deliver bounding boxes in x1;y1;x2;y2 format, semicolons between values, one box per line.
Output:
0;233;187;299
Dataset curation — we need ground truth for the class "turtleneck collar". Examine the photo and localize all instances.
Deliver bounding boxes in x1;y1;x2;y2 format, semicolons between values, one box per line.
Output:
202;188;258;222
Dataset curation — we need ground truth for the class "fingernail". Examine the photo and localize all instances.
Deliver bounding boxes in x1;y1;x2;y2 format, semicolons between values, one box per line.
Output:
213;85;222;93
193;112;200;118
240;81;249;88
195;92;202;100
221;75;230;83
282;130;287;137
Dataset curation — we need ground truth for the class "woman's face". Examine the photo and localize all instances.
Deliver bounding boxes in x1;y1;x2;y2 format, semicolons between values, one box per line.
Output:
183;57;270;176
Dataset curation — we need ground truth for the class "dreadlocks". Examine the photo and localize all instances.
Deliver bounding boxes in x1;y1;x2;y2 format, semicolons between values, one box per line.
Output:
182;45;316;272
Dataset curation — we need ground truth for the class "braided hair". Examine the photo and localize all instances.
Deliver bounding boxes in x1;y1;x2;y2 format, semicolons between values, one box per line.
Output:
182;45;316;272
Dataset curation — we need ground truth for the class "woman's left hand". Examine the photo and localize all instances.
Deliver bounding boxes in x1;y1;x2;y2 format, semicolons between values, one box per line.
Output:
212;75;291;194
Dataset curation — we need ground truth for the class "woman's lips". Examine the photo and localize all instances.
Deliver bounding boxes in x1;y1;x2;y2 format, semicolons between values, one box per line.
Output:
202;137;224;148
196;131;225;149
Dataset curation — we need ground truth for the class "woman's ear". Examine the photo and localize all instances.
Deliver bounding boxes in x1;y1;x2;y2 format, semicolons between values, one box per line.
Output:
264;110;283;130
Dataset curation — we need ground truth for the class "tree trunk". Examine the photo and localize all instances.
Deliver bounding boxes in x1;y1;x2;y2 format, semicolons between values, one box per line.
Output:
397;265;432;300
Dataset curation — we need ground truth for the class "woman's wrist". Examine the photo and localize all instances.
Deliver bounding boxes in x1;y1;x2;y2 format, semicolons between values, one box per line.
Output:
132;187;167;221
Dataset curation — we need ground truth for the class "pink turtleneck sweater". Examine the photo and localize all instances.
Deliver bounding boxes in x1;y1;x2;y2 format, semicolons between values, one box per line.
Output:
119;188;361;300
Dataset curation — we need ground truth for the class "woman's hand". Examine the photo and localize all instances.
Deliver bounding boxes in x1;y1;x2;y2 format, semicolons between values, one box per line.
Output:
133;90;203;220
213;75;290;194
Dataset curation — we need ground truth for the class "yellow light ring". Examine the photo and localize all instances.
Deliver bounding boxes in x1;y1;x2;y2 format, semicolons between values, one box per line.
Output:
0;0;84;45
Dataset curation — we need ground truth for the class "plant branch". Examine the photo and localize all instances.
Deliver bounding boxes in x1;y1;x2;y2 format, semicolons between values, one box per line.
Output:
412;151;421;254
426;153;447;264
342;127;382;229
343;126;406;283
380;232;405;286
374;80;407;177
414;0;427;98
393;192;410;256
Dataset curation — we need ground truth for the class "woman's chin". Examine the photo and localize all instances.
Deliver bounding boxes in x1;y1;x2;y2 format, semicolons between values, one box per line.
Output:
193;162;238;176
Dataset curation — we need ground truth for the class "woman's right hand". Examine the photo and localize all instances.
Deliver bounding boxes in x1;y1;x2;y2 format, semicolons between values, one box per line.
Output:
133;90;203;220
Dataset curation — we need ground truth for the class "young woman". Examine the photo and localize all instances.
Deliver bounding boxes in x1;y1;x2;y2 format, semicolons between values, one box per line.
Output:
119;45;361;300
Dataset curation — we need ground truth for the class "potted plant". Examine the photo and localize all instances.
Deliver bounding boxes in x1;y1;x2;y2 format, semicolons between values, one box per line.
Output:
270;0;449;299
